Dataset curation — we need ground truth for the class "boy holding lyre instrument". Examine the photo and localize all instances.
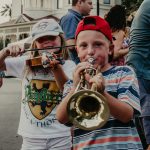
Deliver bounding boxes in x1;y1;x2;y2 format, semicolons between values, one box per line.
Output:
56;16;143;149
0;19;75;150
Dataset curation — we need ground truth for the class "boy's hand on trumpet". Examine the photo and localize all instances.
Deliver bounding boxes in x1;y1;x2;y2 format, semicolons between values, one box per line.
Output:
89;72;105;93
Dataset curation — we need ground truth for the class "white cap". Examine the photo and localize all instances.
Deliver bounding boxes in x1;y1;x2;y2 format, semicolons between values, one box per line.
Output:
31;19;63;42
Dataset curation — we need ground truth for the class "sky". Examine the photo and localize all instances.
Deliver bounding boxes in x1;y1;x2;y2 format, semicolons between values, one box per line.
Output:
0;0;12;24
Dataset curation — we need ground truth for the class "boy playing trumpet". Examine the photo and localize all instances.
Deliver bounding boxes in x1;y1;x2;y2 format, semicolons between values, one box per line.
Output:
56;16;143;149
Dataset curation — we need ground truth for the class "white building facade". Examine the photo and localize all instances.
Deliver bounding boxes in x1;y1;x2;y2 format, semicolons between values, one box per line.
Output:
0;0;121;48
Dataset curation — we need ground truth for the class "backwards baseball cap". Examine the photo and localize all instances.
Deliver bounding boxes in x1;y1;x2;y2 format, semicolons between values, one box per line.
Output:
31;19;64;42
75;16;112;42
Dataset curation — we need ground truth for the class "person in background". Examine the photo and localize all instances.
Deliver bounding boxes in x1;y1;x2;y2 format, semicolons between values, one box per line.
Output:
0;19;76;150
56;16;143;150
60;0;93;64
105;5;129;66
0;78;2;87
0;71;5;88
126;0;150;149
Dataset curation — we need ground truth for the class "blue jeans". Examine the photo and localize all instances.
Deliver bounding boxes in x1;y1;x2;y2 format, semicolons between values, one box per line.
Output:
138;78;150;144
138;78;150;117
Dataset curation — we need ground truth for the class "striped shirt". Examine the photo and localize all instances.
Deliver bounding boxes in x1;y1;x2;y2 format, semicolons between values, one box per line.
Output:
63;66;143;150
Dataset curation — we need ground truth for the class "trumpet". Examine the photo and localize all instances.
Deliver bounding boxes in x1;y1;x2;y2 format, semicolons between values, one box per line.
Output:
67;57;110;131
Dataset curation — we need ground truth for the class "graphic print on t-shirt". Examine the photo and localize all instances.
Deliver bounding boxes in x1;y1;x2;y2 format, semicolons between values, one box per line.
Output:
24;79;62;120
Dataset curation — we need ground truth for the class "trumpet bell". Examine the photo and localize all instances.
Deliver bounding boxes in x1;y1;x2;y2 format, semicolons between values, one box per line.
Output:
67;89;110;131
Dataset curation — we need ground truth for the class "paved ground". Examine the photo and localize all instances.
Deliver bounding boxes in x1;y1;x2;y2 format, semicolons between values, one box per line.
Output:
0;78;22;150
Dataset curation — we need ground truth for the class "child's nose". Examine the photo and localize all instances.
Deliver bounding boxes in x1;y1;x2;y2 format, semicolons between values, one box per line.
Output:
87;46;95;55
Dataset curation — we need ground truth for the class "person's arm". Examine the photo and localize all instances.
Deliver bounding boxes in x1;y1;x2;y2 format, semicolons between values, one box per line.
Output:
117;47;129;58
0;45;24;71
56;87;75;123
103;91;133;123
89;72;134;123
52;64;68;92
0;48;10;70
41;52;69;91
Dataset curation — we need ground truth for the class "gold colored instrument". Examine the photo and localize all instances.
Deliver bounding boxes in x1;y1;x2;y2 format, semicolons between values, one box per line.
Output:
67;57;110;131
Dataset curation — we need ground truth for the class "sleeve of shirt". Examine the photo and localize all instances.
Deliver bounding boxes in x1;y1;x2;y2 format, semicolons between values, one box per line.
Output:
60;16;78;40
5;56;28;79
62;80;73;98
117;66;141;116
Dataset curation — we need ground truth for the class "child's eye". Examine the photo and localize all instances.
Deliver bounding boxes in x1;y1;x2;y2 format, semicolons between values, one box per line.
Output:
95;43;102;47
79;43;87;48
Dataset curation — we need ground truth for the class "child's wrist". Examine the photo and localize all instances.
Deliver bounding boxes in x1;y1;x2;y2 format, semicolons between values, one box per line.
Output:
2;48;9;57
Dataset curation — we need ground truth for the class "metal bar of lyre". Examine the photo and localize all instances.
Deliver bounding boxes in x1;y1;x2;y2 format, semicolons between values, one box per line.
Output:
25;45;76;52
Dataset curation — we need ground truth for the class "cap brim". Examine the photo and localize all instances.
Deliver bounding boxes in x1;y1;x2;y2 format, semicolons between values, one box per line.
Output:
32;31;62;42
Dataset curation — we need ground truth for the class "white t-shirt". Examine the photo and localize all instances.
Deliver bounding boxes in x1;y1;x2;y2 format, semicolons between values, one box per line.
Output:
5;56;76;138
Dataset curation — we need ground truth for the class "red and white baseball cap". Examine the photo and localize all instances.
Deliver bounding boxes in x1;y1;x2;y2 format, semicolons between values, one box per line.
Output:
75;16;112;42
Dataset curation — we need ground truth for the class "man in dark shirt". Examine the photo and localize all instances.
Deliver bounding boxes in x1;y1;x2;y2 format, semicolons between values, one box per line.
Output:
60;0;93;64
126;0;150;149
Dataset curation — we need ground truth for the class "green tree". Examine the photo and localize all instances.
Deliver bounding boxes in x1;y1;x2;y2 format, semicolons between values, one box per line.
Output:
0;4;12;18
